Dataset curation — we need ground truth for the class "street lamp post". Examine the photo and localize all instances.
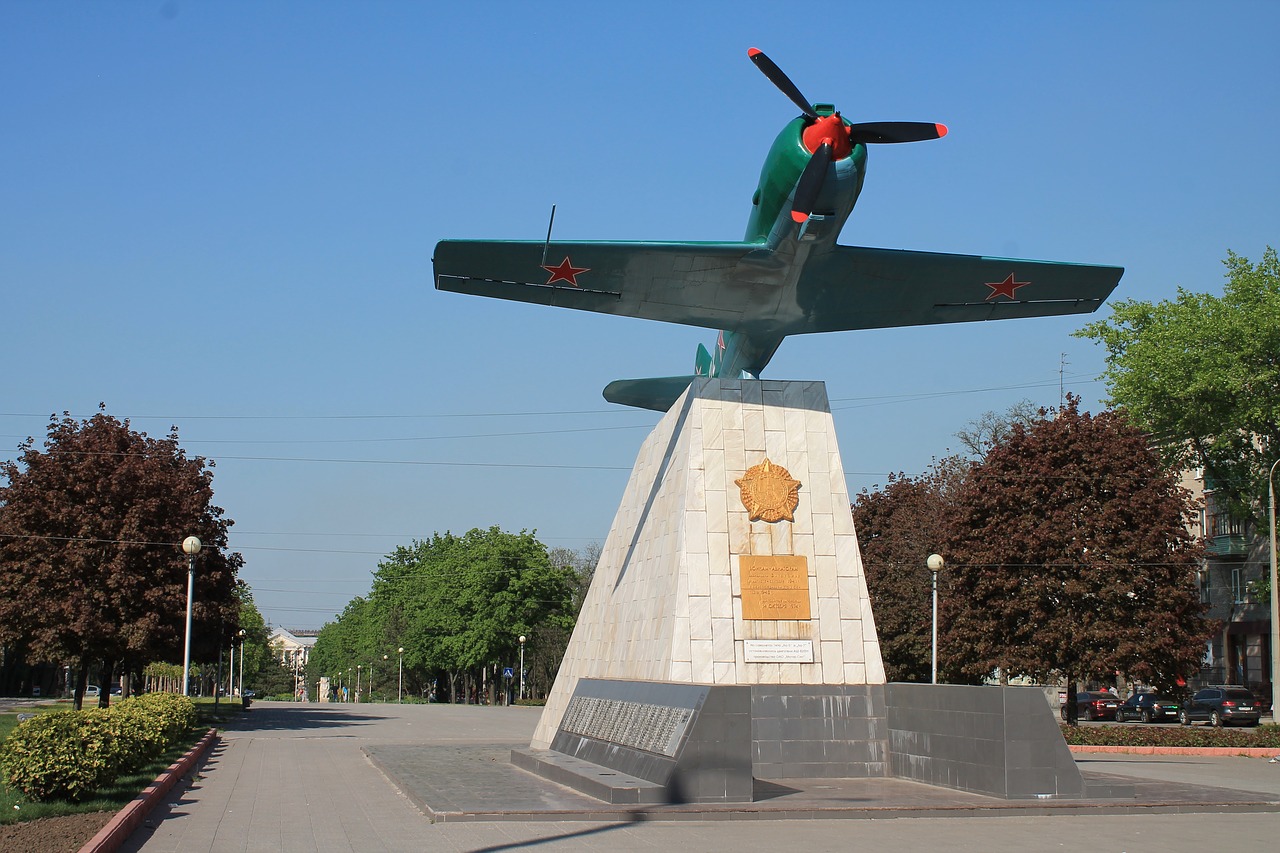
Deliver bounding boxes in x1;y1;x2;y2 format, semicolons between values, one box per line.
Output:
382;654;388;702
1269;459;1279;726
518;635;526;701
356;665;362;702
927;554;945;685
397;647;404;704
181;536;202;697
237;629;246;698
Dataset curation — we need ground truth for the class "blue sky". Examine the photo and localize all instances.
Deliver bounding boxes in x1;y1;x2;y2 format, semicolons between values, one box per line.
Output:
3;1;1277;630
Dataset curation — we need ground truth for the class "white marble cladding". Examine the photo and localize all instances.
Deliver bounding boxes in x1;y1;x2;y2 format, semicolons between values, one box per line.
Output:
531;378;884;749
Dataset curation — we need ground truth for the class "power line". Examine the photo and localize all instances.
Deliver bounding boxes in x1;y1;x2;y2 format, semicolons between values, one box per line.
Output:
179;423;653;445
0;370;1104;435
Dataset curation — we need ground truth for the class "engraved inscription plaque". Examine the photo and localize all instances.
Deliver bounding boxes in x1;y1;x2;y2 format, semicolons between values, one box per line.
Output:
744;639;814;662
739;554;811;620
559;695;693;756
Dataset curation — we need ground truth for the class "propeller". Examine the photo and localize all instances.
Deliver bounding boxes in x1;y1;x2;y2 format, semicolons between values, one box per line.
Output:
747;47;818;119
747;47;948;222
848;122;948;144
790;142;831;223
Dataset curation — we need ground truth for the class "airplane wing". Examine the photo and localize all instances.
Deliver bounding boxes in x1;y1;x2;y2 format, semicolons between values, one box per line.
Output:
435;239;1122;338
791;245;1124;334
434;239;777;331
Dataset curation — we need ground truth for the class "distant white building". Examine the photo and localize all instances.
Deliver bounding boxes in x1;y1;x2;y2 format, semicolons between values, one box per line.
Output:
269;627;318;669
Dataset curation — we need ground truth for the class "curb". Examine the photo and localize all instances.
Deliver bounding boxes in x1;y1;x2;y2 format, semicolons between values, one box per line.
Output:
1070;745;1278;758
78;728;220;853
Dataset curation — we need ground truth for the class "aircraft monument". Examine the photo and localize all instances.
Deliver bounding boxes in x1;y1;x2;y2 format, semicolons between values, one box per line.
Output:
433;48;1124;804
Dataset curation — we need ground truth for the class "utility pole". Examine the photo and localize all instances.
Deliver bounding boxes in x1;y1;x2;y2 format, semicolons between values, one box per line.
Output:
1059;352;1068;407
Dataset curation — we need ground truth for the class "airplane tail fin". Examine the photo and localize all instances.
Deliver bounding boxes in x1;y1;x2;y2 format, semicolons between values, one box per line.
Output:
602;376;696;412
694;343;713;377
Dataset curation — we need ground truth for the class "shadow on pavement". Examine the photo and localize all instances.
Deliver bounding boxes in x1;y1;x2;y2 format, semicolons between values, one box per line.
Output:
464;813;648;852
223;705;391;732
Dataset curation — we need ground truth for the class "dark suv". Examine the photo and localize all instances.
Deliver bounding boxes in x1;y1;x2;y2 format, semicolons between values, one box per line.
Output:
1178;686;1261;727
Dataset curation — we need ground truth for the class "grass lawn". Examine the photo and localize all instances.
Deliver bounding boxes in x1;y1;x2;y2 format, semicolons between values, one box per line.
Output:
0;696;243;826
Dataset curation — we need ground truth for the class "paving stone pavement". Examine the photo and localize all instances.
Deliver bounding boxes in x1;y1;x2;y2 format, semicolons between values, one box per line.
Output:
121;701;1280;853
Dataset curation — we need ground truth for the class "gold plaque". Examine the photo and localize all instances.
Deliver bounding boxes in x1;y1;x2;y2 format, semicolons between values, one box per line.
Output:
734;458;801;523
739;555;810;620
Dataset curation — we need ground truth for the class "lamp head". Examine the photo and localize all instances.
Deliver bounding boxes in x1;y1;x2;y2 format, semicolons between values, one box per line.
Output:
926;553;945;571
182;536;202;555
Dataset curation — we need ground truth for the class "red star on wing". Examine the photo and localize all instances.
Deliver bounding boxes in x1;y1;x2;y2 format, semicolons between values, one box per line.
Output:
985;273;1030;301
541;256;590;286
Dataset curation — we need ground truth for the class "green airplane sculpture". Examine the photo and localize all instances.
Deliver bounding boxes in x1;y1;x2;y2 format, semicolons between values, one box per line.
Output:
433;48;1123;412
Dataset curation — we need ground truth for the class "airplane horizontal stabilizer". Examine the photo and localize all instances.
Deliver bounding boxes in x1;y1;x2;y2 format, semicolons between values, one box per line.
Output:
602;376;697;413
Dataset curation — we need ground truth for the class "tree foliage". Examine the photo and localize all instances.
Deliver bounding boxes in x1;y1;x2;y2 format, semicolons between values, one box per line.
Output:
0;410;243;708
938;397;1211;693
307;528;582;702
852;457;967;682
1076;247;1280;523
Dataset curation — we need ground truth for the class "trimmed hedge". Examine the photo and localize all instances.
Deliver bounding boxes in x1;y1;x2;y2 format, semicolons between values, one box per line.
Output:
1060;722;1280;749
0;693;196;802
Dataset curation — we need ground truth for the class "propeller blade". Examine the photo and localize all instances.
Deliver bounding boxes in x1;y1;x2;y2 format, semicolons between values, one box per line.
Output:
847;122;948;144
748;47;818;119
791;142;832;223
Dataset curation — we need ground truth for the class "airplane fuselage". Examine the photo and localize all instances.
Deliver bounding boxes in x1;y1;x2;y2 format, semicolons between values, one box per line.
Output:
709;113;869;381
745;113;867;246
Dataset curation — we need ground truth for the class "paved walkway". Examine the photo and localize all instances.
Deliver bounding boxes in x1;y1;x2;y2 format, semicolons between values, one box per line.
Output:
122;701;1280;853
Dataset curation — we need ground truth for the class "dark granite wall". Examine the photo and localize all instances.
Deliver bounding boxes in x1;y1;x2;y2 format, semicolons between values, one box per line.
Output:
548;679;754;803
886;682;1086;798
750;685;888;779
530;679;1092;804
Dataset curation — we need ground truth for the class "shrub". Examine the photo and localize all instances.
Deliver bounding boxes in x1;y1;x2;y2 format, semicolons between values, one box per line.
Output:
0;692;199;802
128;692;196;743
1060;722;1280;748
0;711;116;802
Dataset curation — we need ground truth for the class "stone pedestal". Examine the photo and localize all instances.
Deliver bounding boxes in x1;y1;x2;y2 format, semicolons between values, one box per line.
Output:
532;378;883;749
520;377;1102;804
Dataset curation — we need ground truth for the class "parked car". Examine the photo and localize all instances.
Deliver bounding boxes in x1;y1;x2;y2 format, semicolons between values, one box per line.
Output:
1115;692;1181;723
1061;691;1120;721
1178;686;1261;727
84;685;100;699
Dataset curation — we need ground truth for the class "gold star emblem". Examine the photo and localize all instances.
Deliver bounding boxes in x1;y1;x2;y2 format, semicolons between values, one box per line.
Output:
734;458;801;523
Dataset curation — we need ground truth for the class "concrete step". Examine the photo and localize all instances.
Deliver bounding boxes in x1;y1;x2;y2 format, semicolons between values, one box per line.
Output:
510;747;669;804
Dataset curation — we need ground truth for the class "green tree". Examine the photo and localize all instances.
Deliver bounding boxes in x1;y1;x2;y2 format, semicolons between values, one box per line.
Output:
1076;247;1280;524
308;597;379;696
0;409;243;709
939;397;1211;719
233;590;275;694
376;528;577;702
852;457;967;682
308;528;579;703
